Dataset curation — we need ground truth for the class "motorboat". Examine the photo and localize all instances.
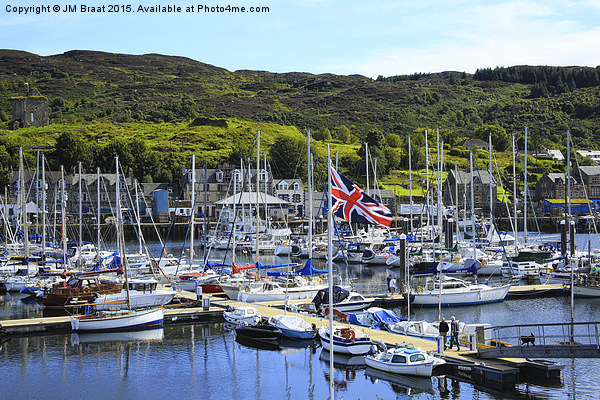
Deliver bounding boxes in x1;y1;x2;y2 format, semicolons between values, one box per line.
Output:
364;344;440;377
267;314;317;340
405;276;510;306
223;305;261;325
318;325;372;355
312;286;375;314
42;275;123;308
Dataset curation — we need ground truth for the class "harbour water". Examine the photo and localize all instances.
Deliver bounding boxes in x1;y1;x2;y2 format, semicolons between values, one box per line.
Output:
1;233;599;399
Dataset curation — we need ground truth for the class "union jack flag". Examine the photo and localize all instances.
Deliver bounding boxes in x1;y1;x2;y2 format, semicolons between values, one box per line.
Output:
330;167;392;228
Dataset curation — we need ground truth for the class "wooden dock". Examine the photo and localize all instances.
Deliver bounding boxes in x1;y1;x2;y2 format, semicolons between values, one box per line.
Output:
506;283;566;298
1;292;564;388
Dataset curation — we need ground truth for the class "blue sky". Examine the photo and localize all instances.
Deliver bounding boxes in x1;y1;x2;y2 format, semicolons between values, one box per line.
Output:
2;0;600;77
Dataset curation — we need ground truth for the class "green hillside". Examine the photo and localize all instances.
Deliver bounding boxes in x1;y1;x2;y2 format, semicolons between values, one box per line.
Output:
0;50;598;192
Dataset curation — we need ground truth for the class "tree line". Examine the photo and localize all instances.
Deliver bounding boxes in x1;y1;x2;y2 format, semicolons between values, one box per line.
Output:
474;66;600;97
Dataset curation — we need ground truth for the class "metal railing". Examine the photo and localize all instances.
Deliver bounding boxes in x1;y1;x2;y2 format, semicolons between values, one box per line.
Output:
485;322;600;348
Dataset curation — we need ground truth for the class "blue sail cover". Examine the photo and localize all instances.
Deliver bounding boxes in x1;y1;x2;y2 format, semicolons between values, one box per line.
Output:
371;308;404;326
412;260;480;275
256;261;298;270
296;259;327;276
266;259;327;277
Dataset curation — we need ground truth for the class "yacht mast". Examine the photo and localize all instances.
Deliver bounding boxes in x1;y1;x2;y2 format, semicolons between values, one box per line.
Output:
524;127;528;243
408;134;413;232
326;145;334;400
307;129;313;260
41;153;46;260
190;154;196;263
512;134;518;252
255;130;260;264
470;152;476;255
489;133;493;222
365;142;369;196
19;147;29;260
78;161;83;267
116;156;131;308
60;165;67;268
425;130;430;239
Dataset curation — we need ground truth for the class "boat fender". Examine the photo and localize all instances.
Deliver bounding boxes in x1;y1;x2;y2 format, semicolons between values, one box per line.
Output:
312;323;317;331
416;286;424;293
238;283;242;291
426;281;434;291
344;329;356;341
318;278;323;285
244;286;251;293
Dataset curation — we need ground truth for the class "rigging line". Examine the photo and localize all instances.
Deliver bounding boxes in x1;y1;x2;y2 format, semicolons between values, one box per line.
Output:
115;163;172;282
569;134;600;246
220;131;260;265
471;156;513;267
220;162;251;266
516;149;544;242
492;148;517;237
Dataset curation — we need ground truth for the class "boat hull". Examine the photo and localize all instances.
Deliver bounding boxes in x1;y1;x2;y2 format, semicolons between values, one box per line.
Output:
406;285;510;306
70;308;164;332
318;327;372;355
365;356;433;376
235;325;281;342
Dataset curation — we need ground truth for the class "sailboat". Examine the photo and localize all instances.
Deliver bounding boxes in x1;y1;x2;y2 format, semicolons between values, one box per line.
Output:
71;156;164;332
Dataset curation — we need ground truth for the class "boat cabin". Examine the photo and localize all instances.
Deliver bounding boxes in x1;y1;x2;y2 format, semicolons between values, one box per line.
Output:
128;278;159;293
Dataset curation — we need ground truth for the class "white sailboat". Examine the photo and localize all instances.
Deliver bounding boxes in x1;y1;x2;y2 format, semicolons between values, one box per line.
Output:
71;156;164;332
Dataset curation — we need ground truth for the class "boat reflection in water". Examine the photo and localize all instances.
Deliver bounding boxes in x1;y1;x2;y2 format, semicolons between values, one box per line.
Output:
365;367;434;395
319;348;365;389
70;326;165;345
235;333;281;351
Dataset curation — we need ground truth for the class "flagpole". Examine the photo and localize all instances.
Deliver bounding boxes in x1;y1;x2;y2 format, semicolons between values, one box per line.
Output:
327;145;334;400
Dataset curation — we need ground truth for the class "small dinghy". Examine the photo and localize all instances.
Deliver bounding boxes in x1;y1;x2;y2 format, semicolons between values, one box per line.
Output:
235;323;282;343
268;314;317;340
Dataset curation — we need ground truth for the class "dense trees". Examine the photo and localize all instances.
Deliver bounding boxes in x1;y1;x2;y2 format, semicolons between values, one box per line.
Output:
474;66;600;98
474;125;509;152
51;132;163;182
268;135;307;180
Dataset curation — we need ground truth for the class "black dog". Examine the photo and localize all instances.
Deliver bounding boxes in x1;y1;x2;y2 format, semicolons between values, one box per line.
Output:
520;332;535;346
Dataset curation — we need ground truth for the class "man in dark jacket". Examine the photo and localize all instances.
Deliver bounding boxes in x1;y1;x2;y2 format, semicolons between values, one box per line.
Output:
439;317;449;350
448;316;460;351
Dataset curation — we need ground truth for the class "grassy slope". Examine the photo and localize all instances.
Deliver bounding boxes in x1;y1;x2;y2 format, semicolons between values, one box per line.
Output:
0;50;597;189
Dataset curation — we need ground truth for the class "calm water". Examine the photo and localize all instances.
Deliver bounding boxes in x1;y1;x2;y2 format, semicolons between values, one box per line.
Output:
1;233;599;399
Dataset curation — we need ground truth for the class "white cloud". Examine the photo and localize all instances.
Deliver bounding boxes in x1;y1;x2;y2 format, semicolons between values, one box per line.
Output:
318;0;600;77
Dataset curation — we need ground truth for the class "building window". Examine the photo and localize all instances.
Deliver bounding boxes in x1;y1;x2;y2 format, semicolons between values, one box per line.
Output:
293;182;300;190
278;182;289;190
293;194;301;203
216;171;224;183
233;170;242;183
259;170;267;182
